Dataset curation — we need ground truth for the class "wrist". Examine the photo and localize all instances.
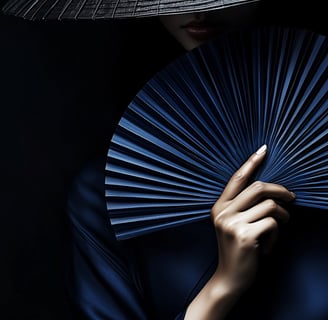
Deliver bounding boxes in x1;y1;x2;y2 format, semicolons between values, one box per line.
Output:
208;270;244;304
184;271;245;320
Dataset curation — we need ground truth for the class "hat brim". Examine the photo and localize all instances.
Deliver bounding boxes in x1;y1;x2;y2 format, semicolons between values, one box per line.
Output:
3;0;260;21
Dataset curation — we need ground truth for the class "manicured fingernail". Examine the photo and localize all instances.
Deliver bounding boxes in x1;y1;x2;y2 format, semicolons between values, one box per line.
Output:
290;191;296;198
256;144;267;155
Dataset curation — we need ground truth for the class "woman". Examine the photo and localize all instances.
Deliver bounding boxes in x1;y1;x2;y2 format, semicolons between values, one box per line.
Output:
3;1;328;319
64;4;326;320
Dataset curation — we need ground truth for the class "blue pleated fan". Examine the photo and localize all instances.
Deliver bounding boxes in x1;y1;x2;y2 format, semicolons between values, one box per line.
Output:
105;27;328;240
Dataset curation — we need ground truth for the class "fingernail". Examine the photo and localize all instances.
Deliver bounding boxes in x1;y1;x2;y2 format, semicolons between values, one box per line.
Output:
256;144;267;155
290;191;296;198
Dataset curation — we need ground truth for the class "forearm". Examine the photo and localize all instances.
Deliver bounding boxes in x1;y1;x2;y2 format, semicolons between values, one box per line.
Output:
184;271;242;320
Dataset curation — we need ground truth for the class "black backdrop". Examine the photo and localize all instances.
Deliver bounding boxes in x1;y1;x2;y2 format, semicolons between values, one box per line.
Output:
0;1;327;319
0;14;120;320
0;10;181;319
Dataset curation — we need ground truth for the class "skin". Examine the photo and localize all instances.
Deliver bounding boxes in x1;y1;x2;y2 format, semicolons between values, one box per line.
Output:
159;10;296;319
159;5;260;50
184;145;295;319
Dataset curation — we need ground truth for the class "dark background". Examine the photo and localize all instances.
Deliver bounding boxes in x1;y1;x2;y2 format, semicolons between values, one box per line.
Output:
0;1;327;319
0;7;182;319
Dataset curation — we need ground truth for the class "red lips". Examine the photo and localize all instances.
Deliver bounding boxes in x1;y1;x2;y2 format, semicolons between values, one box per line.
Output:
182;21;221;41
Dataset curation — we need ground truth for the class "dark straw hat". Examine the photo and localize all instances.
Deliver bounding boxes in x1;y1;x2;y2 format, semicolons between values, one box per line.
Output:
2;0;260;20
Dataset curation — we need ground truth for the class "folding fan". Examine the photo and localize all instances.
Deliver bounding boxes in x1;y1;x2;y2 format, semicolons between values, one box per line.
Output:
105;26;328;240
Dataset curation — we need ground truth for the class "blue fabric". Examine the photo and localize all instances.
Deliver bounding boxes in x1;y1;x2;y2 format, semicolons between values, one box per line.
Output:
65;158;328;319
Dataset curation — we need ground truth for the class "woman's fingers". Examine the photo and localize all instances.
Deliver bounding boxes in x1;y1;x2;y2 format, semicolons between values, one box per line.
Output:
214;199;289;238
210;145;295;296
224;181;295;214
220;144;267;202
249;216;280;254
241;199;290;223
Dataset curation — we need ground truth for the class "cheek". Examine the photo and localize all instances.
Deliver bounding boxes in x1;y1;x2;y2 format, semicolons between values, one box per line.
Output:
159;16;181;36
163;26;198;50
174;31;197;48
158;15;204;51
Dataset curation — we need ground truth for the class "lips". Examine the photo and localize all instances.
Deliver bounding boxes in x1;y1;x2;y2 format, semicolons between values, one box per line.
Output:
182;21;221;41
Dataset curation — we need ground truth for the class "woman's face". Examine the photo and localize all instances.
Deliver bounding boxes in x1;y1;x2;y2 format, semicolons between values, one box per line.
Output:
159;5;260;51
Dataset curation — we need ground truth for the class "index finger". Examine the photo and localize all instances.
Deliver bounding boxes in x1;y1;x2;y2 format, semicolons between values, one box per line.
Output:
220;144;267;201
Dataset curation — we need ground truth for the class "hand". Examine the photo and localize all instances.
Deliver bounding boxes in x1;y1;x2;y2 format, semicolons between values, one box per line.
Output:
184;145;296;320
211;144;295;295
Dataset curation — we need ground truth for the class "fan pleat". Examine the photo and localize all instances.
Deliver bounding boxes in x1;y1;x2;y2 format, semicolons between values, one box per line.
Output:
106;162;222;195
106;27;328;240
113;214;209;240
107;142;225;189
113;125;223;184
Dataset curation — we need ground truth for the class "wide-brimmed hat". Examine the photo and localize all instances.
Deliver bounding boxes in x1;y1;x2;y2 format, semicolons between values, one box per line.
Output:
3;0;260;21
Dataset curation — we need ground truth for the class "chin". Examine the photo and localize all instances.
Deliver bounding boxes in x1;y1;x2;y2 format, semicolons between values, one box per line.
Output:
176;36;202;51
183;39;208;51
179;32;219;51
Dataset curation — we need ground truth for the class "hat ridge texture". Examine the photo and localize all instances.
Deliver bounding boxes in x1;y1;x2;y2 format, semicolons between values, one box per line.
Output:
3;0;260;20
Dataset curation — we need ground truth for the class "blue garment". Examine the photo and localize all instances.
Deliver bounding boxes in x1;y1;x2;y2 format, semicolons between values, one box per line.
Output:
65;158;328;319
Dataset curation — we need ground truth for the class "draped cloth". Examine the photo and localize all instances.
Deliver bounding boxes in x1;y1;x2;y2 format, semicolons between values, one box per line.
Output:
65;158;328;319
